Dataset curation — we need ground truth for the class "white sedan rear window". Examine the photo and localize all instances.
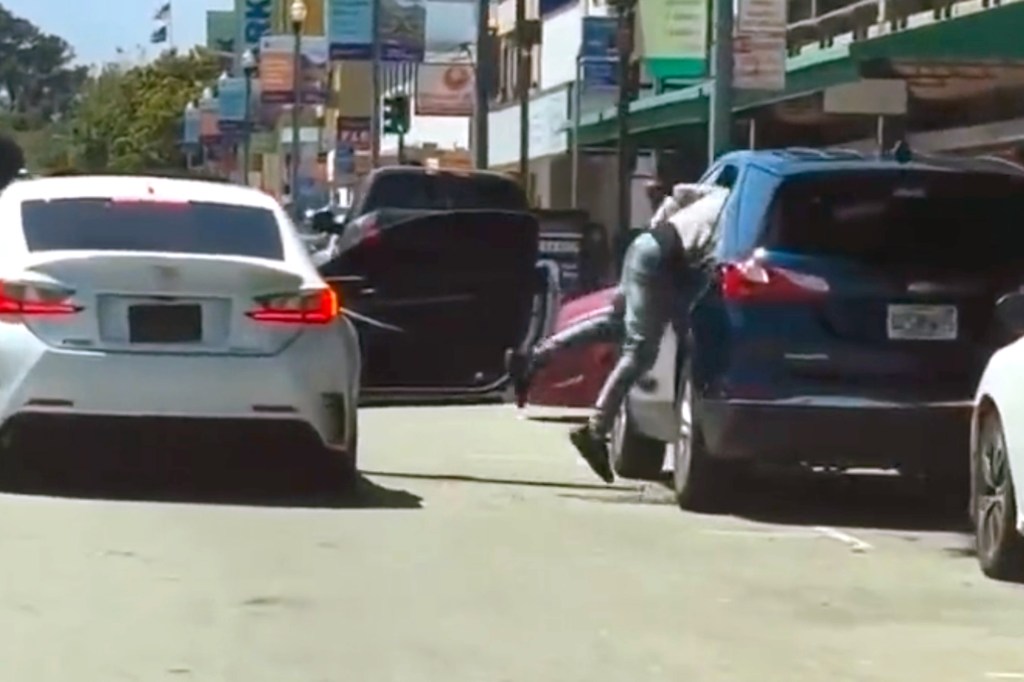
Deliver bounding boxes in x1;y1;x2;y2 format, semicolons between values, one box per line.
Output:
21;198;284;260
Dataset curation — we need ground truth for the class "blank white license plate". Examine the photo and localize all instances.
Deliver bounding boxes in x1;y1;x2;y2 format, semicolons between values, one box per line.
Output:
887;304;958;341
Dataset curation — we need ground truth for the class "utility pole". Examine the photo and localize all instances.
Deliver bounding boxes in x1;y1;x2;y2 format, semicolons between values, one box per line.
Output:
473;0;491;169
613;0;636;241
515;0;531;189
370;0;382;167
708;0;734;162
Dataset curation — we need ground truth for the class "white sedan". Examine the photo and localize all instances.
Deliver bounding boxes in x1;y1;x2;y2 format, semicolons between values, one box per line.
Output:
971;291;1024;581
0;175;361;482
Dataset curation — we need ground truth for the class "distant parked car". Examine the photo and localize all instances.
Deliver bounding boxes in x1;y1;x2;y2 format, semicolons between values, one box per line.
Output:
310;166;555;399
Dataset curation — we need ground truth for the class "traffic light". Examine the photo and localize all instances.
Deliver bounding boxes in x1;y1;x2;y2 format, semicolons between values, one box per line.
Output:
382;95;410;136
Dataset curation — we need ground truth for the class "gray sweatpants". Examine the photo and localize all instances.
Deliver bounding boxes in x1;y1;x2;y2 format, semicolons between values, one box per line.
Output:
530;290;626;370
590;232;673;436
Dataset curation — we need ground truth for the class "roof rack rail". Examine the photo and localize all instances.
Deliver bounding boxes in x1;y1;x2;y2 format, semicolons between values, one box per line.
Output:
784;146;832;158
977;155;1024;173
824;148;866;159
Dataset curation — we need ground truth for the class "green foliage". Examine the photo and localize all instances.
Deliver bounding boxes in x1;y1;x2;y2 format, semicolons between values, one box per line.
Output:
0;4;87;125
68;49;221;173
0;3;88;171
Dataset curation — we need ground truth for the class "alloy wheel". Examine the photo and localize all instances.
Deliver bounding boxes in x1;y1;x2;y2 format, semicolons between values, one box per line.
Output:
977;422;1010;561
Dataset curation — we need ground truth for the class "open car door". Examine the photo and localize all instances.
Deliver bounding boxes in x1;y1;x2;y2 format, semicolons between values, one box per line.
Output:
319;209;544;395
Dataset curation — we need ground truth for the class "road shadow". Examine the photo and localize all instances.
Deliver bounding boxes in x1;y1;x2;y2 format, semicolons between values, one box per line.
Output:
563;470;971;533
363;469;633;493
525;415;589;424
720;471;970;533
360;395;505;408
0;447;422;510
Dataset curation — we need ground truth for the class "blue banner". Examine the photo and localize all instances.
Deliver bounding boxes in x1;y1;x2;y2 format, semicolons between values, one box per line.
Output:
380;0;425;62
182;108;201;148
580;17;618;91
217;77;248;131
328;0;373;60
334;142;355;177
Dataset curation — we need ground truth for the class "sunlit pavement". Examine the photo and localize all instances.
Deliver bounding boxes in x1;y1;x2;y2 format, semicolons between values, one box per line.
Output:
0;404;1021;681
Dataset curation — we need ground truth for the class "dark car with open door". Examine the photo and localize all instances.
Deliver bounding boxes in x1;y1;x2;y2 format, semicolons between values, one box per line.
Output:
311;166;552;399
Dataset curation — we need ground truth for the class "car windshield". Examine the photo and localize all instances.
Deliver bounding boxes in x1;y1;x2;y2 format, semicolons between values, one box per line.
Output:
361;171;528;212
763;170;1024;270
20;198;284;260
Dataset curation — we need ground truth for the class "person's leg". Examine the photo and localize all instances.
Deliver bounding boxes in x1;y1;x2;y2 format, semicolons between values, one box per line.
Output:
570;234;669;482
506;292;625;407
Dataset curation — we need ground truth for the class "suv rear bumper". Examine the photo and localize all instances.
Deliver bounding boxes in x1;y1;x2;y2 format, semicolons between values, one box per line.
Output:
700;397;973;473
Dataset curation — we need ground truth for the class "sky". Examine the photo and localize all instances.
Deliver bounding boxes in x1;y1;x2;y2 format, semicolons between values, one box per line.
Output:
5;0;480;67
4;0;232;66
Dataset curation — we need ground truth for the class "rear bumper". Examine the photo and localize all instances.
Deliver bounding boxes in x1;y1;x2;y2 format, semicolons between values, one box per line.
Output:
700;397;973;472
0;328;358;450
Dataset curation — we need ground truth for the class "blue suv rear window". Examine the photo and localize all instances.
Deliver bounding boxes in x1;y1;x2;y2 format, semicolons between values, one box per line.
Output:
762;170;1024;269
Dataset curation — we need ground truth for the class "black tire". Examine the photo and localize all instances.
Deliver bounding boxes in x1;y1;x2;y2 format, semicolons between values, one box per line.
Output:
609;401;665;481
973;409;1024;582
672;364;738;512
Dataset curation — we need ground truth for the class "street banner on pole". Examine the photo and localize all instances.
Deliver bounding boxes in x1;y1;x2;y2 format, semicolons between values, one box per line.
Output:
415;63;474;116
217;77;248;131
327;0;373;59
580;16;618;92
182;107;201;151
259;34;330;104
637;0;708;81
199;96;221;146
733;0;787;91
379;0;426;62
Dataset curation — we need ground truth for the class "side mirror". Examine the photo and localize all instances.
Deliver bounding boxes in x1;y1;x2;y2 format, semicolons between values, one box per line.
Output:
995;291;1024;334
310;209;338;234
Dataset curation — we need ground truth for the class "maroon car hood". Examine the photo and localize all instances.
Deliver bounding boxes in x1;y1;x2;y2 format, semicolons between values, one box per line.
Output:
554;287;617;331
527;286;618;409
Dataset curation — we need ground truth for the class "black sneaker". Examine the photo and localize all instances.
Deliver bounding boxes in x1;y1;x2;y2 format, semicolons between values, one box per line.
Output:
504;348;531;408
570;426;614;484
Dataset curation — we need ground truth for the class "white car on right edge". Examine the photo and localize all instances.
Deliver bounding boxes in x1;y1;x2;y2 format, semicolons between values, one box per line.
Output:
971;290;1024;582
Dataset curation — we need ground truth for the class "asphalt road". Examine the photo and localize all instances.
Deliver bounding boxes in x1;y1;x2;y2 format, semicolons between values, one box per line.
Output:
0;404;1021;681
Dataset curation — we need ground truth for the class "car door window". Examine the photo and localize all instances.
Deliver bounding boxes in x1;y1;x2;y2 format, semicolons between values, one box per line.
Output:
699;163;739;190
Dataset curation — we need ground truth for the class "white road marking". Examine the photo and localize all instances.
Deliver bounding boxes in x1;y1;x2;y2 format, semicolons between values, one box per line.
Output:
985;673;1024;679
813;525;873;553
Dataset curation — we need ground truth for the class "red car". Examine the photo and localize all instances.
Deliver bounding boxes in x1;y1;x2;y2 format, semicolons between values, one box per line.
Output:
526;286;618;409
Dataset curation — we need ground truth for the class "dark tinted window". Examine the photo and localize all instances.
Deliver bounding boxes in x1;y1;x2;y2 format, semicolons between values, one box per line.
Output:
20;198;284;259
763;170;1024;269
362;171;529;211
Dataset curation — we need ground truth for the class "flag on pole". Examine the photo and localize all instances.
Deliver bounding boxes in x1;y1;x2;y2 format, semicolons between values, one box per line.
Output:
150;25;168;44
154;2;171;21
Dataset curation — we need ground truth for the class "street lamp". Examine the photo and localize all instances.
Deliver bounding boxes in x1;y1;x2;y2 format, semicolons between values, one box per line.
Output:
200;86;214;171
241;48;257;187
289;0;307;220
184;100;197;170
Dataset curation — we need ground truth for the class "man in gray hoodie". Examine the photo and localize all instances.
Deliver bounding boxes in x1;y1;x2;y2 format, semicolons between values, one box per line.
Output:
570;186;729;483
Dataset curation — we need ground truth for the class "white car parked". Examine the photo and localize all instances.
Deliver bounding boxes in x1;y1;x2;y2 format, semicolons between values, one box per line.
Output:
971;291;1024;581
0;175;361;482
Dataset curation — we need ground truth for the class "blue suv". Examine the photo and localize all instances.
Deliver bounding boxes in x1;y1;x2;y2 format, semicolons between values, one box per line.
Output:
610;147;1024;511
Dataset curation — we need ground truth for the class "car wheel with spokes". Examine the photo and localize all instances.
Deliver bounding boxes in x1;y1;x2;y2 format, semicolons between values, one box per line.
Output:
973;408;1024;582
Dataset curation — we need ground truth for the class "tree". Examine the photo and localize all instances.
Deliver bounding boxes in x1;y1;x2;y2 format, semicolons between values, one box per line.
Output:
68;48;220;173
0;4;88;126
